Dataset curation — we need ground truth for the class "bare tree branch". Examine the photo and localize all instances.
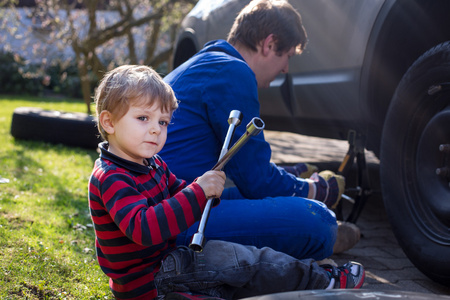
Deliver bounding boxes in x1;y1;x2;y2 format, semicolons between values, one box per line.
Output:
4;0;198;113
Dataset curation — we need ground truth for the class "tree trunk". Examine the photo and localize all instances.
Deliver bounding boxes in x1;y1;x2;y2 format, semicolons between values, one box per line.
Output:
77;55;92;115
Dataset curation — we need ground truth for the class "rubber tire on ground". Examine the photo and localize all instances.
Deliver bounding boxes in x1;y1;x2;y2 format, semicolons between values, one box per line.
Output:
380;41;450;285
11;107;102;149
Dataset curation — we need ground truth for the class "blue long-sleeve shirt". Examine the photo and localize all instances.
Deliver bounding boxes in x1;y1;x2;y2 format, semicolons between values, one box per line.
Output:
160;40;309;199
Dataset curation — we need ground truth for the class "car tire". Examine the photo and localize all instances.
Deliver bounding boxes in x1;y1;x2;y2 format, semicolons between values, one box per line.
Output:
11;107;102;149
380;41;450;285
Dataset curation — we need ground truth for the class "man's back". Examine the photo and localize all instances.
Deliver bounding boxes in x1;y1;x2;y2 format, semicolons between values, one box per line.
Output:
161;40;260;185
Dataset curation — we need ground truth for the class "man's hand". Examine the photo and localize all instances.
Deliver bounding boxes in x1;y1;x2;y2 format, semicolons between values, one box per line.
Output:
196;170;226;199
309;170;345;209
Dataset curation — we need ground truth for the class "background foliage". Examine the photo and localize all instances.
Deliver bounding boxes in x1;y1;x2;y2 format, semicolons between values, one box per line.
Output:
0;0;198;113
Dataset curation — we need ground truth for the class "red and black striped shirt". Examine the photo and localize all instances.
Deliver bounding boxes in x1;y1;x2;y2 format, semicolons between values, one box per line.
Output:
89;143;207;299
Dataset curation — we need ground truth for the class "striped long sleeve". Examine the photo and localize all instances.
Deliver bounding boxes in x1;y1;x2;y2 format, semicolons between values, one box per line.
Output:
88;143;207;299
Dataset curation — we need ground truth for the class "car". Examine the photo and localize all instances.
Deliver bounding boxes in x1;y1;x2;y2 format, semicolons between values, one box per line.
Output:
169;0;450;285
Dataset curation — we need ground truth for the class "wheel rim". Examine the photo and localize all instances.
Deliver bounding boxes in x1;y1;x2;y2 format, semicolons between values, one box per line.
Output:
408;87;450;244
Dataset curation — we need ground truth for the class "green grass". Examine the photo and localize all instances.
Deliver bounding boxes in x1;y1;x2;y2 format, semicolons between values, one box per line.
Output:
0;95;112;299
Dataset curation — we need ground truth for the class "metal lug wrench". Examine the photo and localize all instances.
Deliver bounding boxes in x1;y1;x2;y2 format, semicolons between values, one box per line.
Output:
189;116;265;252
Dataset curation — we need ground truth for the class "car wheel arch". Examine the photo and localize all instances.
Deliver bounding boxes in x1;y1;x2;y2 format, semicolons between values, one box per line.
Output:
172;28;200;69
359;0;450;155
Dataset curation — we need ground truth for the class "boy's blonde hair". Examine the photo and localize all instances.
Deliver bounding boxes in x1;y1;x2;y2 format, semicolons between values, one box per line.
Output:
94;65;178;141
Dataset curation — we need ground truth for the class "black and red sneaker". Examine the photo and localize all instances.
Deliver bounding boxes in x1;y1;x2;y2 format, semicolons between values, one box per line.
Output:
322;261;365;289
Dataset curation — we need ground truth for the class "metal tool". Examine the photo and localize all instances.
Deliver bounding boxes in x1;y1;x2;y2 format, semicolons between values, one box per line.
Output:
189;116;265;252
220;110;243;159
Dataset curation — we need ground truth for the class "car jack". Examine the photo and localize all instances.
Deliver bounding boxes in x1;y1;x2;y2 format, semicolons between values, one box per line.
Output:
336;130;372;223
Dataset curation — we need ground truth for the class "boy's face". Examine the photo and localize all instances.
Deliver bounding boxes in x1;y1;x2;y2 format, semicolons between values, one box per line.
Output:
104;99;171;165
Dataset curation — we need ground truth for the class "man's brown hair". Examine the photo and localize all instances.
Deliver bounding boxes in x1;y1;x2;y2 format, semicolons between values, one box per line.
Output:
227;0;307;55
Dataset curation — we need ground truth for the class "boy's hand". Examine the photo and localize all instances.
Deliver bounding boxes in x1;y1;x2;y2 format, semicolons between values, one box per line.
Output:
196;170;226;199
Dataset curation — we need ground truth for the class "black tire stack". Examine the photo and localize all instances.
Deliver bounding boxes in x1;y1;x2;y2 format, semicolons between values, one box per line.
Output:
11;107;102;149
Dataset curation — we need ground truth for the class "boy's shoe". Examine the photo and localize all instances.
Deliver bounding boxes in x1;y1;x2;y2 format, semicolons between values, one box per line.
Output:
322;261;365;289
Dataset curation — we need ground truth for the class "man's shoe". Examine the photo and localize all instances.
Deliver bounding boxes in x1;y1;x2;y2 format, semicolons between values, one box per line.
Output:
322;261;365;289
333;221;361;254
316;258;338;267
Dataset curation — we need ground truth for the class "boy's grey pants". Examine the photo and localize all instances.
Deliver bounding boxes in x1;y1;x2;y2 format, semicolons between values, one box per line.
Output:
155;240;330;299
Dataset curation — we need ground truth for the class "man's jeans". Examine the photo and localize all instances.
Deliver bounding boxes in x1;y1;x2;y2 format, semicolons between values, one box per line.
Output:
176;195;337;261
155;240;330;299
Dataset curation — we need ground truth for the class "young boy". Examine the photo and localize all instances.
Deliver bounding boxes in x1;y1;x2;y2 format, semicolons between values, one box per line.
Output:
89;65;365;300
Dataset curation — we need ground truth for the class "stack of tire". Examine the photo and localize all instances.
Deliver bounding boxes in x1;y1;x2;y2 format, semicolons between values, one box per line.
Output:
10;107;102;149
